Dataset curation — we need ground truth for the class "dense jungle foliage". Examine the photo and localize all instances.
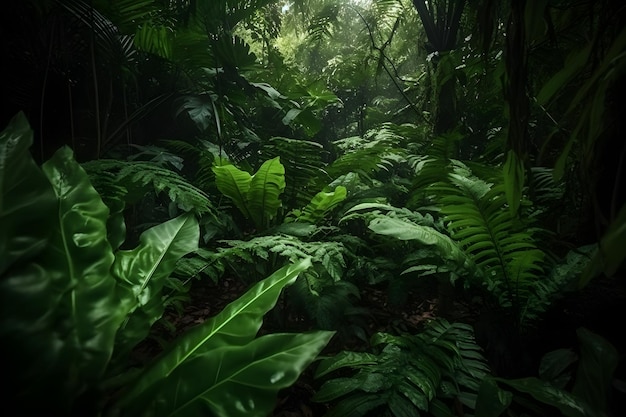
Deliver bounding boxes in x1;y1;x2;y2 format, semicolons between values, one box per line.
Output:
1;1;625;416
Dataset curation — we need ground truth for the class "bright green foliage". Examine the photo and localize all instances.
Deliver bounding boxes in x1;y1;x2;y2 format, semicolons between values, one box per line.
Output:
0;115;333;417
289;186;348;224
116;258;334;417
346;157;587;329
213;156;286;230
214;234;348;282
262;136;328;207
113;214;200;356
313;318;491;417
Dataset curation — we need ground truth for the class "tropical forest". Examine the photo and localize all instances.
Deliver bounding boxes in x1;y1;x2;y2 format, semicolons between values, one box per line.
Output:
1;0;625;416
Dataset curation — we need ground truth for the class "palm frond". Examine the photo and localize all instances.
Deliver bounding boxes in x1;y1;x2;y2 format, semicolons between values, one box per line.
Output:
307;3;340;43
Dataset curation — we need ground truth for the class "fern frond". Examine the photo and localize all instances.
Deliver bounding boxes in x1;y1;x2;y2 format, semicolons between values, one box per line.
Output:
327;123;406;181
118;161;215;214
261;136;328;208
314;318;491;417
217;234;348;281
431;160;547;326
82;159;215;215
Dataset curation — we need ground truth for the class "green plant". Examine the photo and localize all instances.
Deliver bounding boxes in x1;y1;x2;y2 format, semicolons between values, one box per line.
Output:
476;327;620;417
313;318;491;417
0;112;334;417
213;156;286;231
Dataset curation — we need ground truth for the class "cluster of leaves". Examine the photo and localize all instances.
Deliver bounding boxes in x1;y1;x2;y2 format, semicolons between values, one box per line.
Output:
0;112;333;417
313;318;491;417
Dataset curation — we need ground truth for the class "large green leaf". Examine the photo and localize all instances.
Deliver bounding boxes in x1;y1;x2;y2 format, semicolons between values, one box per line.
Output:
3;145;122;413
475;378;512;417
247;156;286;229
368;216;470;268
117;258;312;411
113;213;199;355
213;162;253;218
503;150;525;215
41;145;121;377
144;331;334;417
0;112;56;274
213;157;286;230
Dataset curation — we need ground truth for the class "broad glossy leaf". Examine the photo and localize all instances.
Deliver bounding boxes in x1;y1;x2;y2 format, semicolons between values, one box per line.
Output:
368;217;470;268
113;213;199;355
41;145;120;372
0;112;56;274
212;162;252;218
4;146;122;412
144;331;334;417
248;157;285;229
118;258;312;409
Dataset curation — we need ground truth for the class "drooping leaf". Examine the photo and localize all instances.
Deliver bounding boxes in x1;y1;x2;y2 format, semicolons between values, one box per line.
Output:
147;331;334;417
503;150;525;215
117;258;312;411
113;213;199;355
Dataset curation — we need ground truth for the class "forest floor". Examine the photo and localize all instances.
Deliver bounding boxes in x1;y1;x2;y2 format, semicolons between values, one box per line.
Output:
134;273;626;417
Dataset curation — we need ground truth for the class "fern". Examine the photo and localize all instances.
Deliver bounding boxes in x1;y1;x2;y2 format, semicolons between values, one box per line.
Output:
214;234;348;282
83;159;215;215
313;318;491;417
432;160;546;323
327;123;407;181
261;136;329;208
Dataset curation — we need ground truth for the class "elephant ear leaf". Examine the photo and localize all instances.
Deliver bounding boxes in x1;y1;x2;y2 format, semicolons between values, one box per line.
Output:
0;112;56;274
247;156;285;229
40;146;121;381
149;331;335;417
212;163;252;218
2;145;122;413
113;213;199;356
